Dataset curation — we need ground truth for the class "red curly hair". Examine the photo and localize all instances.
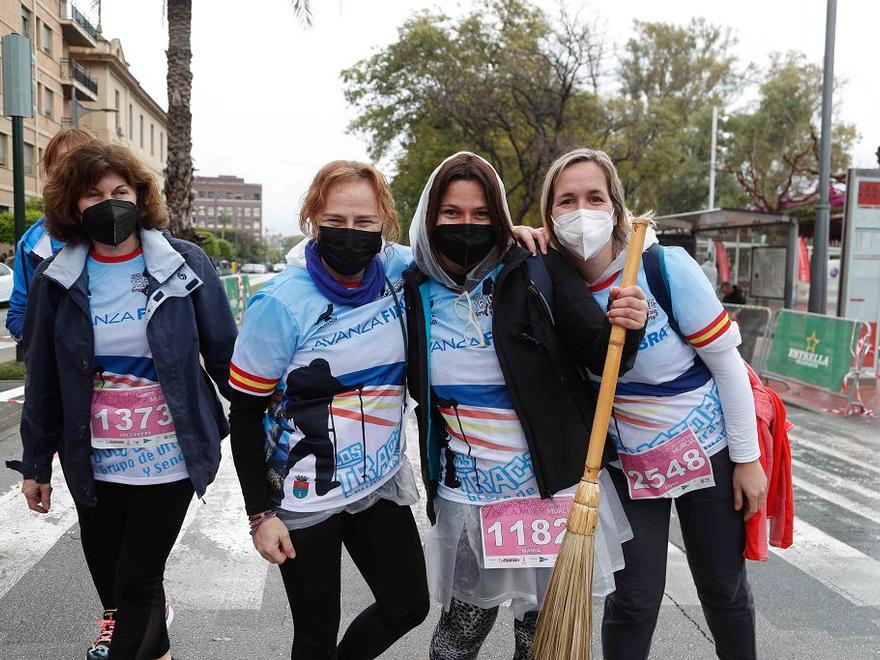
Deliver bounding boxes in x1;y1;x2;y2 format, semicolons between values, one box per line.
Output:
44;141;168;242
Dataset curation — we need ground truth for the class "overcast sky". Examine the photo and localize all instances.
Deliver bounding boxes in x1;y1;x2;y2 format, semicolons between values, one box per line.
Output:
97;0;880;236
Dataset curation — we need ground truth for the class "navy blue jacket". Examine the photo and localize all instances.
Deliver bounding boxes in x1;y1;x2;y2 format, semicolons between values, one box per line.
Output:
6;229;237;507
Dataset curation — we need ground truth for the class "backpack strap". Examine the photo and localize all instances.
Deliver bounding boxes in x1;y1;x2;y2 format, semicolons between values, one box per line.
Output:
642;243;681;337
525;253;554;323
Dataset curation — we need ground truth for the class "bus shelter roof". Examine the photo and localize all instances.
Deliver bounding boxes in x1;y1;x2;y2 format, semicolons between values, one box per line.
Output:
654;208;797;233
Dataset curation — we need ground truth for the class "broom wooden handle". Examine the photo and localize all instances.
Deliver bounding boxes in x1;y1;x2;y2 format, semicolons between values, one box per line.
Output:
582;219;650;483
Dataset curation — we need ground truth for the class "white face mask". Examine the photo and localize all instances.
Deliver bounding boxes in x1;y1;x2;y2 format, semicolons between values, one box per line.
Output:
552;208;614;261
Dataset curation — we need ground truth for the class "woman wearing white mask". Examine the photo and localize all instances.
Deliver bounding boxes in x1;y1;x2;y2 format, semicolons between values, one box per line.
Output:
404;152;648;659
540;147;766;660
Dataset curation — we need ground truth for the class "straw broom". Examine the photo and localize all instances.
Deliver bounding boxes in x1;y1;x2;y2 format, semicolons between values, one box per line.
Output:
532;218;650;660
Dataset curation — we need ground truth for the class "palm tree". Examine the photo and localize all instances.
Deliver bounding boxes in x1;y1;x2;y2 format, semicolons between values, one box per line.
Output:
163;0;312;238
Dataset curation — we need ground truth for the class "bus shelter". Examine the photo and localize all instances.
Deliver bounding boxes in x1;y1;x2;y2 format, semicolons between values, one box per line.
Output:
653;208;799;310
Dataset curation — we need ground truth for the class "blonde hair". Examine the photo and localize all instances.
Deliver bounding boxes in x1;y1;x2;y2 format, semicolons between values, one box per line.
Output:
540;148;646;250
299;160;399;243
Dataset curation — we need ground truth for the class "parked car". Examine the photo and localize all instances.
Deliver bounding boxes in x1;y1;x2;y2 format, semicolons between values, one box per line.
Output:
240;263;269;274
272;262;286;273
0;262;12;304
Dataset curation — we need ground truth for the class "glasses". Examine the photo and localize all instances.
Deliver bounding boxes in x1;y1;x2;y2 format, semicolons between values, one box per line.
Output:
454;291;487;348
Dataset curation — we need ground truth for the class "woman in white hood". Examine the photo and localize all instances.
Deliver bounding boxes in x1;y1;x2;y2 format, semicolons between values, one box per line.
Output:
402;152;648;659
539;148;766;660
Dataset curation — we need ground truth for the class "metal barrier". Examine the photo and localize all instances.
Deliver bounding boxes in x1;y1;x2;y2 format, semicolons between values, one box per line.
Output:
722;304;773;372
762;309;873;414
221;274;252;322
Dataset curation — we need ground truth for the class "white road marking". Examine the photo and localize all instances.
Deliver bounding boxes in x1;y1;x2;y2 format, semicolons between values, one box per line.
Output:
792;435;880;478
164;439;270;610
0;385;25;403
0;457;79;600
792;462;880;526
770;516;880;607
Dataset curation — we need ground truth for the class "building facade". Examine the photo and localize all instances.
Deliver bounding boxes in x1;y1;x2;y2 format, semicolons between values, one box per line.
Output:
192;175;263;238
0;1;166;213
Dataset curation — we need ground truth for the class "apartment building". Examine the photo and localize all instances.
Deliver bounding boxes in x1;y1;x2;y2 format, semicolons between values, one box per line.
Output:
192;175;263;238
0;1;166;212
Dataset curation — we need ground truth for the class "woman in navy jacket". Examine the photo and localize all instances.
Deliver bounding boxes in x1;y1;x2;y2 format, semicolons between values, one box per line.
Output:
7;141;237;660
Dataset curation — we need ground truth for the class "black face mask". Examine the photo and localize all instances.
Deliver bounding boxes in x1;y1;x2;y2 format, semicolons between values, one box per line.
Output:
81;199;138;246
316;226;383;276
433;224;497;272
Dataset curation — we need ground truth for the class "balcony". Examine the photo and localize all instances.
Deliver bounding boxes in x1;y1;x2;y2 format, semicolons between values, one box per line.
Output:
60;58;98;102
58;1;98;47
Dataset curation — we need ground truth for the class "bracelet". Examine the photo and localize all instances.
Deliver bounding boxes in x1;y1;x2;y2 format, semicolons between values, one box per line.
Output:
248;510;277;536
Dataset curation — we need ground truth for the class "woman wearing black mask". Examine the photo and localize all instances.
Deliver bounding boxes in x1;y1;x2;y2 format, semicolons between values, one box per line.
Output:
7;141;237;659
403;152;649;659
227;160;431;659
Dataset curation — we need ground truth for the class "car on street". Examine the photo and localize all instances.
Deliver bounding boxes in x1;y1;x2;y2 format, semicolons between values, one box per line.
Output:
0;262;13;304
240;263;269;274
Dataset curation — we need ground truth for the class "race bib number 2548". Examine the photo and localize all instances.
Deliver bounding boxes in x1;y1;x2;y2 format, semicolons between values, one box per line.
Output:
619;429;714;500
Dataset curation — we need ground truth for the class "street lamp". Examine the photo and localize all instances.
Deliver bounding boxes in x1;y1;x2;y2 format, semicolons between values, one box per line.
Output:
70;87;117;127
708;107;730;210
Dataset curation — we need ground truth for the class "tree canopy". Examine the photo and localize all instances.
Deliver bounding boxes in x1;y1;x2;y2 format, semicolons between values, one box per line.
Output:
342;0;857;237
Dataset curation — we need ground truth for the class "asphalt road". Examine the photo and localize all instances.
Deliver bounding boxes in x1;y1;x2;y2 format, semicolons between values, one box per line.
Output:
1;393;878;659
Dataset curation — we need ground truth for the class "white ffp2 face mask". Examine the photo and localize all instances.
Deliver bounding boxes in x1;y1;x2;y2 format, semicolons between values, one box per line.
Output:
552;208;615;261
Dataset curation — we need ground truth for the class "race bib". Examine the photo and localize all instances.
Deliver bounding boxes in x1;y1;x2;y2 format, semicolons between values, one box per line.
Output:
480;496;572;569
619;429;714;500
91;384;176;449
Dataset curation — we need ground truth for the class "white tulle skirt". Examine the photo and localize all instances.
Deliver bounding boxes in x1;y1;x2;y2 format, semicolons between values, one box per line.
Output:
424;469;632;620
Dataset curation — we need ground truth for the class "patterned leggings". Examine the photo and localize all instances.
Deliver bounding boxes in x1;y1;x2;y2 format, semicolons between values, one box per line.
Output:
429;598;538;660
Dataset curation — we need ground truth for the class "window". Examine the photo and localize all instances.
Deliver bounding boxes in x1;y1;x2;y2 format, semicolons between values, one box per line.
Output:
254;208;261;218
254;192;261;201
160;132;164;161
245;207;252;217
42;87;53;118
0;134;7;166
150;124;154;155
128;105;133;139
23;143;34;176
41;23;52;55
139;115;144;148
114;91;120;128
21;7;31;37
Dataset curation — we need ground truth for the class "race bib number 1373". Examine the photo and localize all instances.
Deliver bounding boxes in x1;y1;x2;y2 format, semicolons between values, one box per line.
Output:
91;384;176;449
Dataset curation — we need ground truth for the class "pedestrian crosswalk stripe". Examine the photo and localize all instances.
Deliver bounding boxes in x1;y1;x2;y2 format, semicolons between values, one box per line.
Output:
792;434;878;477
0;457;78;601
164;439;270;610
770;516;880;607
792;464;880;527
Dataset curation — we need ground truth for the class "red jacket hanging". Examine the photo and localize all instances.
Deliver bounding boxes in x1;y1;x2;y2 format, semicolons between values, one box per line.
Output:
743;363;795;561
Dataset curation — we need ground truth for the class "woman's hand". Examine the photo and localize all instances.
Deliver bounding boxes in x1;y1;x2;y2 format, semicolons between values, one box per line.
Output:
732;460;768;522
22;479;52;514
512;225;550;256
252;515;296;564
607;286;647;330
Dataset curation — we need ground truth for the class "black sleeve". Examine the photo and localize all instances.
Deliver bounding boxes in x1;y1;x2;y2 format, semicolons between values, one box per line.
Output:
543;249;644;376
228;390;273;516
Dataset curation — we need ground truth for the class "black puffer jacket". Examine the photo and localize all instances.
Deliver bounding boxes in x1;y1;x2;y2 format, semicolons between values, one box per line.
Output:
404;246;643;523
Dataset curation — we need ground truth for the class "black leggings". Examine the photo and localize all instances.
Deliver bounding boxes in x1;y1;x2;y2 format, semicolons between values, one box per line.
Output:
278;497;430;659
602;448;756;660
75;478;193;659
429;598;537;660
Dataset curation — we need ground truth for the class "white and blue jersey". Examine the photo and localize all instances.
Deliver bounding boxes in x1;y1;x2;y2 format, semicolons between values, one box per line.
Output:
229;243;411;512
88;248;189;485
426;268;540;505
589;246;741;459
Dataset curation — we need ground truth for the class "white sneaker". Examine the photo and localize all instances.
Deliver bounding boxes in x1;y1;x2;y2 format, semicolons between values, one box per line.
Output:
164;602;174;631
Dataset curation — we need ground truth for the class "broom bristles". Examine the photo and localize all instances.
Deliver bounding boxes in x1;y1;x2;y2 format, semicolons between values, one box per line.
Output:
532;480;600;660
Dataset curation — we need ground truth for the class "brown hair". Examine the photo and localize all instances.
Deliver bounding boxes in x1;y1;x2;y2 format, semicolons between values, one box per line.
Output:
425;153;514;256
41;127;94;177
299;160;399;243
44;141;168;242
540;148;647;251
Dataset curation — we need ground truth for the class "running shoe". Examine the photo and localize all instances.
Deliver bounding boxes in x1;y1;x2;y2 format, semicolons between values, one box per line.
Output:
86;609;116;660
